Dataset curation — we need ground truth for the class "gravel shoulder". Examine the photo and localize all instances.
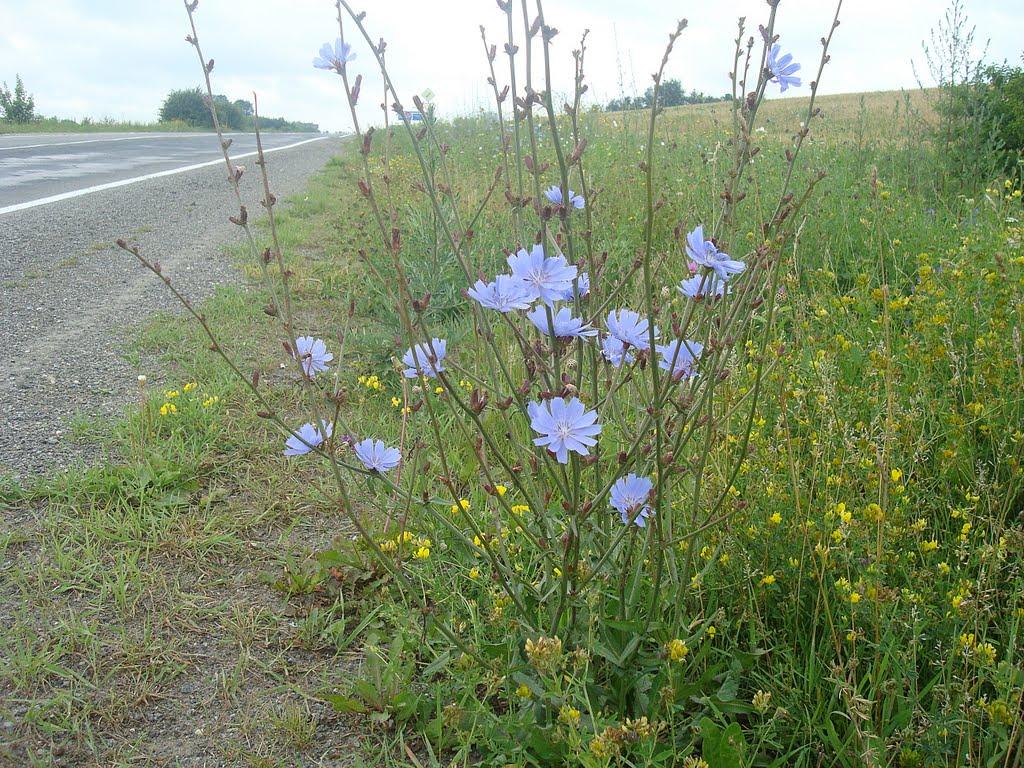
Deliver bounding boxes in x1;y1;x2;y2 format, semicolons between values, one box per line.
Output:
0;136;344;478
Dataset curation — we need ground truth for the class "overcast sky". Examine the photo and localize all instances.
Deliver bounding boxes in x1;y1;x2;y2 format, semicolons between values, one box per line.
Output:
1;0;1021;132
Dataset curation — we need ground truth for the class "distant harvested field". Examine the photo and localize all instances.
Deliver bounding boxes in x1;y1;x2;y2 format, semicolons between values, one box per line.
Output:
604;88;938;145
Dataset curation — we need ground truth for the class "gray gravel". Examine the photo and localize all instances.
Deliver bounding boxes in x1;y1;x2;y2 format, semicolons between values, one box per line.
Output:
0;136;344;479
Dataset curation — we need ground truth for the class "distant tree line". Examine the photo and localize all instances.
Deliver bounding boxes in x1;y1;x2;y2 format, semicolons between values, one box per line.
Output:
2;75;317;132
159;88;318;132
605;79;729;112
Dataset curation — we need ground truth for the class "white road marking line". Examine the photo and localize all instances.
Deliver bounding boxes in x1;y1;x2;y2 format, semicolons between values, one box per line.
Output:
0;136;332;216
0;132;249;152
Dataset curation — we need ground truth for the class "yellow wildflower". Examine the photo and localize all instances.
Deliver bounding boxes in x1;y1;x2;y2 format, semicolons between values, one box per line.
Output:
865;503;885;523
666;638;689;662
558;705;581;727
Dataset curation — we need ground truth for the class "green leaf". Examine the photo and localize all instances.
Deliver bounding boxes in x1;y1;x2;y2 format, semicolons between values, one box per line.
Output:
701;718;746;768
322;694;368;714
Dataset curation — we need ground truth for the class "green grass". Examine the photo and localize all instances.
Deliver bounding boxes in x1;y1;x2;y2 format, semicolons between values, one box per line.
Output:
2;87;1023;766
0;117;210;134
0;117;322;134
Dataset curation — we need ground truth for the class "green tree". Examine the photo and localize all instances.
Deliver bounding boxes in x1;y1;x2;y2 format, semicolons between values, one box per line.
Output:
979;62;1024;163
159;87;210;127
212;94;244;130
159;88;245;130
0;74;36;123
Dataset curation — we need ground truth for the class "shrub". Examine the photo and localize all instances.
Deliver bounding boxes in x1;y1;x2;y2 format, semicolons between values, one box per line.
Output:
158;87;244;130
978;63;1024;162
918;0;1023;183
158;87;210;127
0;74;36;123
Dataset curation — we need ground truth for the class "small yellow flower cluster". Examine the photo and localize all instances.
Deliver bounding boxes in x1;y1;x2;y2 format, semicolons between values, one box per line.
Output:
752;689;772;714
959;633;997;666
524;636;563;675
157;380;217;416
589;718;660;758
986;699;1014;725
490;592;512;620
379;530;432;560
836;502;852;524
864;503;885;524
948;580;972;610
666;638;689;662
357;374;383;391
557;704;581;727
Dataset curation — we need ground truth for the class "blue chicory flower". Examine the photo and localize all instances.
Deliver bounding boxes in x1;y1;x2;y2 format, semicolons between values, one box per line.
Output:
507;244;578;305
767;43;801;92
678;274;729;300
284;420;332;456
314;38;356;72
402;339;447;379
353;438;401;472
558;271;590;301
606;308;658;350
656;339;704;380
467;274;534;313
527;396;602;464
609;473;655;527
685;225;746;282
527;306;597;339
293;336;333;376
544;185;585;209
601;336;635;367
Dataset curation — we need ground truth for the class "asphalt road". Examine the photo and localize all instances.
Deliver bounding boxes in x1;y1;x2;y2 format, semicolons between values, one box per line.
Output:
0;131;327;211
0;131;343;477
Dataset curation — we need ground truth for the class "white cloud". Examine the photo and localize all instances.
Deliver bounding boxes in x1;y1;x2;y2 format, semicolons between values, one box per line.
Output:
0;0;1020;132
